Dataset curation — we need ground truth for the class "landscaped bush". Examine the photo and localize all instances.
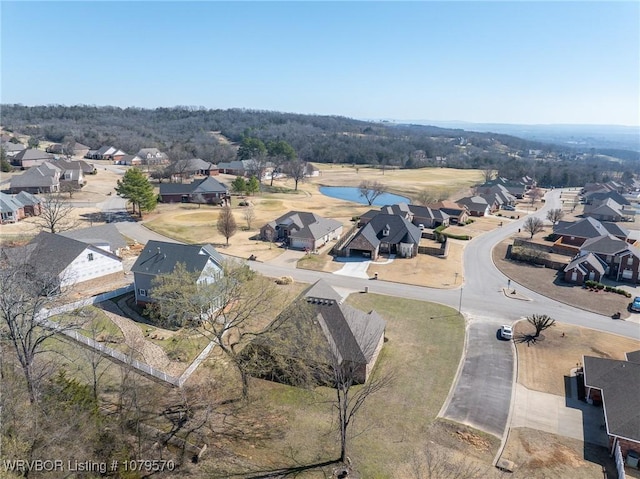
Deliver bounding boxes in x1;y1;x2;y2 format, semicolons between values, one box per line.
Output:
275;276;294;285
510;245;549;265
584;281;631;297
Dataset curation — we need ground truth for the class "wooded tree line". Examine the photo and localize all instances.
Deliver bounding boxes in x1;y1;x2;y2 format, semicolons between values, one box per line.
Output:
2;104;637;187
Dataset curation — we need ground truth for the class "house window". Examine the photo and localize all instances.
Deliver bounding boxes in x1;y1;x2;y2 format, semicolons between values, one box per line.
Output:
87;253;94;261
627;257;633;266
139;289;147;297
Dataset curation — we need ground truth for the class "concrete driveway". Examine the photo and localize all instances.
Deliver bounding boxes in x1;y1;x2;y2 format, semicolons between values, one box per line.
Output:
440;314;515;438
333;257;372;279
511;383;608;446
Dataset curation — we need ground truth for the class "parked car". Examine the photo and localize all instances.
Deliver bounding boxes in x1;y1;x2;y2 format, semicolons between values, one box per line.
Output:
499;325;513;340
502;205;516;211
630;297;640;312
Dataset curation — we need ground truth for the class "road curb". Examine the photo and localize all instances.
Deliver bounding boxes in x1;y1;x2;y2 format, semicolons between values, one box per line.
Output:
492;318;521;467
436;311;470;419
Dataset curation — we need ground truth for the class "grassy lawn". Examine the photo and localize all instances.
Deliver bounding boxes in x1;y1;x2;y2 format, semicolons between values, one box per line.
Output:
226;293;465;477
50;305;125;345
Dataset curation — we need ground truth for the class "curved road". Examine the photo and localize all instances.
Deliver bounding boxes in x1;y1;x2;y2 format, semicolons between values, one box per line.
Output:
106;188;639;440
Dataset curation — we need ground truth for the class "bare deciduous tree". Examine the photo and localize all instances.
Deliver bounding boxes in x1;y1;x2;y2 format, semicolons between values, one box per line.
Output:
284;159;308;191
406;446;490;479
36;193;77;233
415;189;447;206
482;167;495;183
358;180;386;205
60;182;81;199
546;208;564;225
243;205;255;230
522;216;544;239
527;187;543;207
526;314;555;338
217;204;237;246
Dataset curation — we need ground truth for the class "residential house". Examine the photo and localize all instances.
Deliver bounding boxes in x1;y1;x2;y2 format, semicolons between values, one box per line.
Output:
54;158;97;175
0;192;25;224
260;211;343;251
9;161;62;194
583;190;630;206
59;224;127;257
580;235;640;283
359;203;449;229
14;191;42;217
115;154;142;166
456;196;490;217
583;198;634;223
11;148;54;168
46;141;91;158
582;352;640;470
343;213;422;259
130;240;224;304
87;146;127;162
553;217;630;247
427;200;469;224
216;160;246;175
159;177;228;204
136;148;169;165
10;232;123;290
170;158;218;179
247;280;386;385
563;252;608;284
1;141;26;158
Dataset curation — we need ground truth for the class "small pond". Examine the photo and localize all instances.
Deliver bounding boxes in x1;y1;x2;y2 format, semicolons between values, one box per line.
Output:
319;186;410;206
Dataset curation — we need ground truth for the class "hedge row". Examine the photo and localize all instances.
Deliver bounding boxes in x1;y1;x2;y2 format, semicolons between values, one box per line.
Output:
584;280;632;297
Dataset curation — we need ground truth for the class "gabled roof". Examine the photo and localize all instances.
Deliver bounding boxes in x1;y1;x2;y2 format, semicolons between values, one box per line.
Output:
564;252;607;275
304;280;386;365
456;196;489;213
0;192;23;214
159;177;228;196
9;162;61;188
380;203;412;217
54;158;95;174
583;355;640;442
407;204;450;221
13;148;54;162
585;190;630;206
14;191;42;206
131;240;223;276
554;217;629;239
580;235;629;255
217;160;245;170
352;213;422;248
1;142;25;152
59;224;126;254
266;211;342;241
173;158;215;172
22;232;120;278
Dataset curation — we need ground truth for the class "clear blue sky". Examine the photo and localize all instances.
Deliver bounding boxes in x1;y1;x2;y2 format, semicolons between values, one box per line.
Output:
1;1;638;126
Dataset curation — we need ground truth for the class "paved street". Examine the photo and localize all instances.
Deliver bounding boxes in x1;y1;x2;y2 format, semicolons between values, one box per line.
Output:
103;187;640;443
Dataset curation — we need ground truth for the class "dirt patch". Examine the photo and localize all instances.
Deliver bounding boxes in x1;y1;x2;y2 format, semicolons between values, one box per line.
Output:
493;239;632;318
501;428;616;479
514;321;640;396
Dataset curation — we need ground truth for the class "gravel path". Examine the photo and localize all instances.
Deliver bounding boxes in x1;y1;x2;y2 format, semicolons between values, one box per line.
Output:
98;301;172;371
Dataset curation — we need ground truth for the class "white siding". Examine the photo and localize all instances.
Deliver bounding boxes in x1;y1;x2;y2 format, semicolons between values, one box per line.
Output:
60;247;123;287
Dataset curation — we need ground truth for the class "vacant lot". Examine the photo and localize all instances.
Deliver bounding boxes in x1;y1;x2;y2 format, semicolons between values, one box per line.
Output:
493;240;631;318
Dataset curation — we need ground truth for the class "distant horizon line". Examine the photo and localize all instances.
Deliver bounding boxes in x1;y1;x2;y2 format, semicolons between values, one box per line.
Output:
1;102;638;129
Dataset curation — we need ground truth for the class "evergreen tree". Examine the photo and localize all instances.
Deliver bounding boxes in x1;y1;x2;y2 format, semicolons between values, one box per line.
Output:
115;168;157;218
0;147;11;172
231;176;247;194
246;176;260;195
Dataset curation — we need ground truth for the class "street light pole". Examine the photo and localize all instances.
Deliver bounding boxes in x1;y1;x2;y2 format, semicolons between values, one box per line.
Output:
458;287;463;313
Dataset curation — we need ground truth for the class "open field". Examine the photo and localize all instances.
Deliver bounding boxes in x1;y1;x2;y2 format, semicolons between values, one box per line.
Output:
204;293;466;477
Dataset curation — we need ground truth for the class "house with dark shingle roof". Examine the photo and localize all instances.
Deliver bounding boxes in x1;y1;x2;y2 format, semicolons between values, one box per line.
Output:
582;352;640;466
0;192;25;224
578;234;640;283
136;148;169;165
170;158;218;178
130;240;224;304
8;232;123;289
260;211;343;251
359;202;450;229
553;217;629;247
343;213;422;259
14;191;42;217
427;200;469;224
583;198;635;223
9;161;62;194
59;224;127;256
247;279;386;385
159;177;228;204
563;252;608;284
456;196;490;217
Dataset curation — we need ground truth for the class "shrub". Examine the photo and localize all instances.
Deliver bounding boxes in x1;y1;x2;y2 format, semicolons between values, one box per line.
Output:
275;276;294;285
596;283;605;290
510;245;549;265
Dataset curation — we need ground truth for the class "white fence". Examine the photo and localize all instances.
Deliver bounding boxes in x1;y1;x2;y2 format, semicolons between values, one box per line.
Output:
614;442;626;479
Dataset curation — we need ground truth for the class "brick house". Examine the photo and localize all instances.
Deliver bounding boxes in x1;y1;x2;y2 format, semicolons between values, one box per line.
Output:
260;211;343;251
563;252;607;284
